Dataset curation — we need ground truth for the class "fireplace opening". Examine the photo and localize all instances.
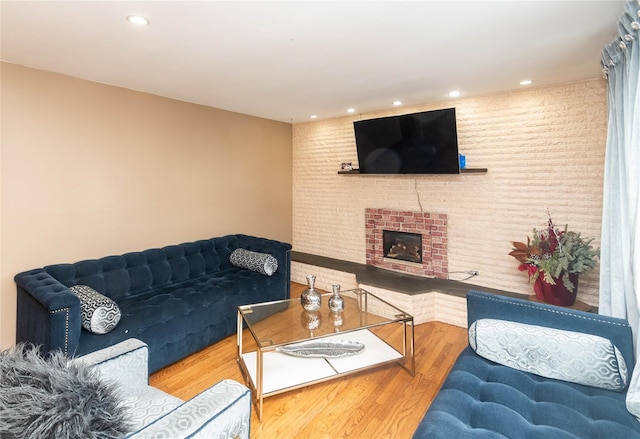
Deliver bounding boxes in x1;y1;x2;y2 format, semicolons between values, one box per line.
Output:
383;230;422;264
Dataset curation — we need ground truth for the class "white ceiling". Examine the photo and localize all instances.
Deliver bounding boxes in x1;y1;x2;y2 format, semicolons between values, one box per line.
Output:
1;1;624;123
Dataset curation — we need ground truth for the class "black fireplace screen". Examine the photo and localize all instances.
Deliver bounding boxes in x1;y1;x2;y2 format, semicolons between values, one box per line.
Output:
383;230;422;263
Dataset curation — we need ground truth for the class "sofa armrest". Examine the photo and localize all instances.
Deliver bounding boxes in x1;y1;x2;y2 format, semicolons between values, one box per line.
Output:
14;268;82;355
467;290;635;371
73;338;150;392
125;379;251;439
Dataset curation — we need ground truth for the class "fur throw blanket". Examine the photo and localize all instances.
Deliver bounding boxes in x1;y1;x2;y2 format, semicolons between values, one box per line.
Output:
0;343;131;439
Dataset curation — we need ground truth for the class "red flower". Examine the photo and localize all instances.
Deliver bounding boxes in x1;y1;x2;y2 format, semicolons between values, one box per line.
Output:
518;263;538;276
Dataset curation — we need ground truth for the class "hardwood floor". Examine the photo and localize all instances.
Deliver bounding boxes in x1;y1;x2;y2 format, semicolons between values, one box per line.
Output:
149;283;468;438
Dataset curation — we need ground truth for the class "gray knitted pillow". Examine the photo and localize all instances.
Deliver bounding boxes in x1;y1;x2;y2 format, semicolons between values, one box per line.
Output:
230;248;278;276
70;285;121;334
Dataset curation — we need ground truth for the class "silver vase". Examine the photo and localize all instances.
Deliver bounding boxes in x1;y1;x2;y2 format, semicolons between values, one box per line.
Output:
328;284;344;313
300;274;321;312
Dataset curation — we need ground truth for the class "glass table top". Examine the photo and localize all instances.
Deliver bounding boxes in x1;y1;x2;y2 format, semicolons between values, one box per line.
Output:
238;288;412;349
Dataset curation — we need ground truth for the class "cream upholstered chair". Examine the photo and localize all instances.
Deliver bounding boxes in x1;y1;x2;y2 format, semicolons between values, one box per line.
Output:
74;339;250;439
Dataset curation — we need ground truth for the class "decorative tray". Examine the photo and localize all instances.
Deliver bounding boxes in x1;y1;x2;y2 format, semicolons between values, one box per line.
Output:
276;339;365;358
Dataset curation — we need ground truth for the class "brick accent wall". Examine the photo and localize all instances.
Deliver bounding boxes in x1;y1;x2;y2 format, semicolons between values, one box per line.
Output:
292;79;606;306
365;208;448;277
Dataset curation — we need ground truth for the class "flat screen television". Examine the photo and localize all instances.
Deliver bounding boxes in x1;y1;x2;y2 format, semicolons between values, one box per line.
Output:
353;108;460;174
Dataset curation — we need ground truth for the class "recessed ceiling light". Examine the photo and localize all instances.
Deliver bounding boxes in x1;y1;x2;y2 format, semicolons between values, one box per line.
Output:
520;80;533;86
449;91;461;98
127;15;149;26
393;101;402;106
310;115;317;119
347;108;355;113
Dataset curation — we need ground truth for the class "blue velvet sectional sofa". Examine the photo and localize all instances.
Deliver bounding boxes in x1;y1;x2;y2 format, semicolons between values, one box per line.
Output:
15;234;291;373
414;291;640;438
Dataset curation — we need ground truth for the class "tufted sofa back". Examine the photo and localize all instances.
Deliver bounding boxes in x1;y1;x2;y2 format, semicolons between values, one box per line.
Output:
43;235;252;302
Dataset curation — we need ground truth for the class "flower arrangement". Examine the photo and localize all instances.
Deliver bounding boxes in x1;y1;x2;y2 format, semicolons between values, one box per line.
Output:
509;213;600;293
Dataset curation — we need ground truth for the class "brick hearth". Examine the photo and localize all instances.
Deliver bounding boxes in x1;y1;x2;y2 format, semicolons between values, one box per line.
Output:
365;208;448;278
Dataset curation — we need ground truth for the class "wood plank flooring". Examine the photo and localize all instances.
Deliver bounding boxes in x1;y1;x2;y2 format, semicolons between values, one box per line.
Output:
149;283;468;438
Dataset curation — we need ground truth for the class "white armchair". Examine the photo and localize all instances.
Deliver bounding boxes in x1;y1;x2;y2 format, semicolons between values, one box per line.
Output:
74;339;251;439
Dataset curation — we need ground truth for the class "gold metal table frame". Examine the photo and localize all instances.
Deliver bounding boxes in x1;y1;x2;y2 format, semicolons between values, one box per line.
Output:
236;288;415;421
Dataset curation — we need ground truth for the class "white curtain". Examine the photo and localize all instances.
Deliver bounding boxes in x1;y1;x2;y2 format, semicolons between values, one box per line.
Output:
600;0;640;351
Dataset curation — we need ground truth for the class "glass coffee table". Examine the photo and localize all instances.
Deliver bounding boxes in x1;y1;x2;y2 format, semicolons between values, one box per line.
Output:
236;288;414;421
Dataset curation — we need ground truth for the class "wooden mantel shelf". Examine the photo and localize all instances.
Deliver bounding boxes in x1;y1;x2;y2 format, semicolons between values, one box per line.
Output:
528;294;592;312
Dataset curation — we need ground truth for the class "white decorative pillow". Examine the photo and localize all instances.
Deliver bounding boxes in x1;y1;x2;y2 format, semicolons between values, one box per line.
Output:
469;318;628;391
230;248;278;276
69;285;121;334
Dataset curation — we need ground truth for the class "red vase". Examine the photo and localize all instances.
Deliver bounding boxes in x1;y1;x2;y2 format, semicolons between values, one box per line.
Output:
534;272;579;306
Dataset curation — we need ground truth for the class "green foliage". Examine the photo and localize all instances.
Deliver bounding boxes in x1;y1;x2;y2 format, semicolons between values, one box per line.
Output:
530;230;599;292
510;213;600;293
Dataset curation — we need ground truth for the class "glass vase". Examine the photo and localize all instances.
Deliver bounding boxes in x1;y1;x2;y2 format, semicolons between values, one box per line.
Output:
300;274;321;312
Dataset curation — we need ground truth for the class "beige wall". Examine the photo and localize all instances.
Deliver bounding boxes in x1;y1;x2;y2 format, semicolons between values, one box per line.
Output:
293;79;606;306
0;63;292;348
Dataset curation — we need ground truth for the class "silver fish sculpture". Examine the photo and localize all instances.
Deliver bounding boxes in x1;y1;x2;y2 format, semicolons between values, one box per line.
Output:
277;340;365;358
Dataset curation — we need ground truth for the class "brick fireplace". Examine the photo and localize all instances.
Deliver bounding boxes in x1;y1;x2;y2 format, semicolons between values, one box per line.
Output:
365;208;448;278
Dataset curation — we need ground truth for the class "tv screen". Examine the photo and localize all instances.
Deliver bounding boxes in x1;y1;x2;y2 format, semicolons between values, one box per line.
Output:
354;108;460;174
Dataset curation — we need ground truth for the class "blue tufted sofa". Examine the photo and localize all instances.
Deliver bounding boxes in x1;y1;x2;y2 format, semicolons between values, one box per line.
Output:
15;234;291;373
414;290;640;438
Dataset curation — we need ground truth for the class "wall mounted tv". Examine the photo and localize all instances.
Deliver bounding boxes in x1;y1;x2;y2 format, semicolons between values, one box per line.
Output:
353;108;460;174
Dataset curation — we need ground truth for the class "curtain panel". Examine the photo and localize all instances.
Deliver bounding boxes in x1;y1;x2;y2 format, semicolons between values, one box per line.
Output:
600;0;640;351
